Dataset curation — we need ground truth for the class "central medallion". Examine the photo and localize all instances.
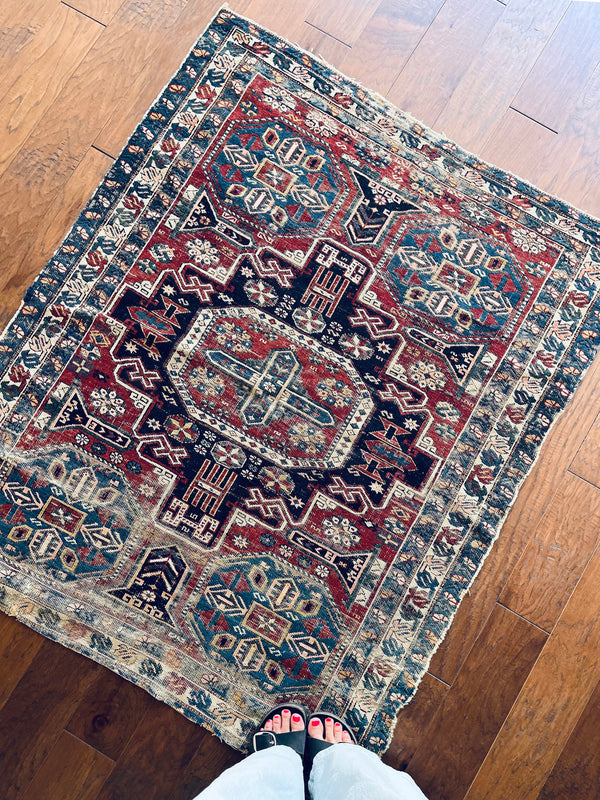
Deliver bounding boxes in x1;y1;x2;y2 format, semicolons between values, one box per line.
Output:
167;307;374;469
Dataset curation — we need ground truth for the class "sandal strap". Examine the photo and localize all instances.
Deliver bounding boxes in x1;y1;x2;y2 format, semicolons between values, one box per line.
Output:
253;730;277;751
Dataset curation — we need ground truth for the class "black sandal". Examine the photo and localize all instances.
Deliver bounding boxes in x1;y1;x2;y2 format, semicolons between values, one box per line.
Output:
304;712;357;774
252;703;308;756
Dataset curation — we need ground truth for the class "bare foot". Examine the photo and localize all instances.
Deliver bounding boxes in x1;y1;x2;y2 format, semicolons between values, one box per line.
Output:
308;716;353;744
262;707;305;735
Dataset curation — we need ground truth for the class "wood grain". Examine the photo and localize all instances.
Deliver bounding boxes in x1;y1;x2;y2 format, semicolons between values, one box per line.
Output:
481;62;600;218
537;677;600;800
463;541;600;800
0;1;102;180
93;702;206;800
181;729;243;798
0;639;101;800
66;665;154;761
571;410;600;488
479;108;560;192
511;1;600;133
0;147;111;327
0;613;43;712
408;604;547;800
499;472;600;632
65;0;128;25
337;0;445;97
305;0;381;47
387;0;503;128
383;672;449;771
0;3;599;799
435;0;571;151
295;24;352;71
240;0;320;46
0;0;195;315
19;730;114;800
552;62;600;217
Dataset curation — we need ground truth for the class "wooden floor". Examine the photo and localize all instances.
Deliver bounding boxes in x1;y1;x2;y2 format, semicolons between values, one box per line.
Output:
0;1;599;798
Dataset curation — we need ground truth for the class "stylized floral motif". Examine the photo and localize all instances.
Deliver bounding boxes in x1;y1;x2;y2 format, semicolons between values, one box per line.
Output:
511;227;547;253
188;367;225;396
259;465;294;495
408;361;446;391
316;377;354;407
214;321;253;352
322;515;360;548
89;388;125;417
186;238;220;265
339;333;374;360
263;85;296;112
289;422;326;455
244;279;278;306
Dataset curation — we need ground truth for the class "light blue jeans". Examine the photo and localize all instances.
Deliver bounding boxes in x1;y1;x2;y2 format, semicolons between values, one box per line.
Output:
192;743;429;800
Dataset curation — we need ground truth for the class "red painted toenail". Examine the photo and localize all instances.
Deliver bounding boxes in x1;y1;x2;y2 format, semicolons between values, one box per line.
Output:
326;718;333;723
282;709;290;714
292;714;301;722
334;722;341;726
311;719;321;726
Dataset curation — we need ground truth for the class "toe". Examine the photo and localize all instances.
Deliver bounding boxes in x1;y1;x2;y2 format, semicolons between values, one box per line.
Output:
281;708;291;734
291;712;305;732
263;718;273;732
324;717;335;743
308;717;324;739
333;721;343;743
342;731;353;743
272;713;281;734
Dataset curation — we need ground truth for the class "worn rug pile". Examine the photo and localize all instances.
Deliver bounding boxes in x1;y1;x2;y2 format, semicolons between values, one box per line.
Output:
1;8;599;754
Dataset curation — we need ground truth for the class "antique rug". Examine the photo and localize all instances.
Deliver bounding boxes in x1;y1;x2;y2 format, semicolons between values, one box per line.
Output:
1;8;599;755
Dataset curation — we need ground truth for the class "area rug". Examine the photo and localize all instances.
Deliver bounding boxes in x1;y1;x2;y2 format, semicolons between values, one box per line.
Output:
1;7;599;755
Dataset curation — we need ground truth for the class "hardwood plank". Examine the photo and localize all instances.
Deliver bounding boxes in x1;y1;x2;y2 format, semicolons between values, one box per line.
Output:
93;702;206;800
463;540;600;800
479;108;559;192
66;664;154;761
243;0;320;44
0;639;101;800
92;0;254;159
0;0;195;317
571;409;600;487
386;0;503;128
295;24;352;71
511;1;600;133
65;0;127;25
337;0;445;97
499;473;600;632
305;0;381;48
552;62;600;218
19;730;113;800
481;62;600;217
181;729;243;798
434;0;571;152
537;677;600;800
408;604;547;800
0;0;60;30
0;1;102;180
428;353;600;684
0;613;44;713
382;672;449;771
0;147;111;329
